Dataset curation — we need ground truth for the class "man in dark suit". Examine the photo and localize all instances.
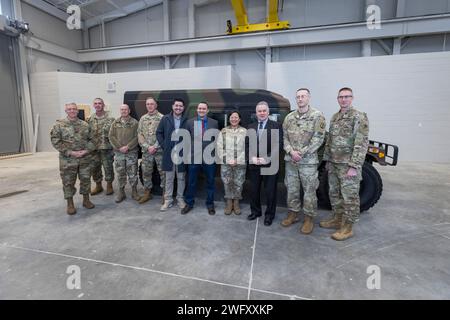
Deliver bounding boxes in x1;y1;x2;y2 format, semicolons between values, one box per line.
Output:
156;98;188;211
246;101;283;226
182;102;219;215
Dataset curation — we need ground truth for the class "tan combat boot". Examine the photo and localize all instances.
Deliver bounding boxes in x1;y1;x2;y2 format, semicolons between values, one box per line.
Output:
67;197;76;215
331;222;354;241
91;182;103;195
233;199;241;215
281;211;299;227
224;199;233;215
300;215;314;234
319;213;343;229
138;188;152;204
106;182;114;195
82;194;95;209
132;186;140;201
115;188;126;203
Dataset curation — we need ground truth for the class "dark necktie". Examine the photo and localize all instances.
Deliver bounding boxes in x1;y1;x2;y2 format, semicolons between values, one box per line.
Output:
258;121;264;139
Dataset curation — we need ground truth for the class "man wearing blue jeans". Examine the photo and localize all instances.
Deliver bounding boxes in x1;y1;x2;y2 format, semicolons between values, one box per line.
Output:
182;102;219;215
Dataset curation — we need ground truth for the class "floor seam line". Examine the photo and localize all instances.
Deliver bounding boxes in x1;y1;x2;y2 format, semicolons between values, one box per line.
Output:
247;217;259;300
1;243;248;291
1;243;308;299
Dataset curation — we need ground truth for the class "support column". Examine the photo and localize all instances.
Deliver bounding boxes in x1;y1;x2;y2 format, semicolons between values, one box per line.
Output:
188;1;196;68
393;0;407;54
12;0;34;152
101;20;108;72
163;0;171;68
362;0;376;57
264;47;271;90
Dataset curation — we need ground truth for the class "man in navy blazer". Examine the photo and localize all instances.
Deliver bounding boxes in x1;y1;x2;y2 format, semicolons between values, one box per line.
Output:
156;98;188;211
246;101;283;226
181;102;219;215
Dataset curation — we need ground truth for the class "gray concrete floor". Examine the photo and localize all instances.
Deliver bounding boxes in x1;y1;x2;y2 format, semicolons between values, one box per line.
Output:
0;152;449;300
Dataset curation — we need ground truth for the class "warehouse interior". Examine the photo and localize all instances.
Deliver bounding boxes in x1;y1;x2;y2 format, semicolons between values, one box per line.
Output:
1;0;450;300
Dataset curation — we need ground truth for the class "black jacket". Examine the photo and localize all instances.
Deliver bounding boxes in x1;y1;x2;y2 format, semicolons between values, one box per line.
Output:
156;112;188;172
246;119;283;170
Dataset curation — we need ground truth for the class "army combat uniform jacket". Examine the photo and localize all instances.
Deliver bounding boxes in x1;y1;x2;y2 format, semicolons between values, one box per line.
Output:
283;107;326;165
86;112;115;150
50;117;95;159
323;107;369;170
137;112;163;152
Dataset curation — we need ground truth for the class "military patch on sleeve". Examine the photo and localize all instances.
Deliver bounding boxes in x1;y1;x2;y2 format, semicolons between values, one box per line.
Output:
320;121;325;129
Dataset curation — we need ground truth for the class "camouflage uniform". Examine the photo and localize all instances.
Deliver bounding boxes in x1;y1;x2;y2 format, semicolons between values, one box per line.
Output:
50;117;95;199
86;112;115;183
109;117;139;188
323;107;369;223
138;112;164;190
216;125;247;200
283;107;326;217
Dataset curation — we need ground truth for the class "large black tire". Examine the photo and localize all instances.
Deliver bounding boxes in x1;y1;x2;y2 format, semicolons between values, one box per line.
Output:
317;162;383;213
359;162;383;212
317;163;331;210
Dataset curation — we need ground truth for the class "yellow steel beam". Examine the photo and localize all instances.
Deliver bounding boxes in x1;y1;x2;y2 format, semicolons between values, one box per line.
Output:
227;0;290;35
230;0;248;26
229;21;290;34
267;0;279;23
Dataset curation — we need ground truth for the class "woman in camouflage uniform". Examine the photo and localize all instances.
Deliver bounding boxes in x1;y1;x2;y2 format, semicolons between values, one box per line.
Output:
216;111;247;215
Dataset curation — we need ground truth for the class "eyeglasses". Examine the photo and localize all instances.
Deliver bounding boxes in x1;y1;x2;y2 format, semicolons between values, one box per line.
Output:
338;95;353;99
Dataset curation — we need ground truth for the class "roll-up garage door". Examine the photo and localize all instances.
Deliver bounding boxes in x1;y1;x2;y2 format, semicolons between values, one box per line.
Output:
0;32;22;155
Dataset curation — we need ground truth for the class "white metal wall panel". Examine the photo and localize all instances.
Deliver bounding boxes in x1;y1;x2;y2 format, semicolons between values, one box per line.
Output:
267;52;450;162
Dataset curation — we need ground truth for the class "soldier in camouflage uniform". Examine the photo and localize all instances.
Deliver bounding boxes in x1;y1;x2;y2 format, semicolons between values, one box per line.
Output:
86;98;115;196
320;87;369;241
216;111;247;215
50;103;96;215
137;97;164;204
108;104;140;203
281;88;326;234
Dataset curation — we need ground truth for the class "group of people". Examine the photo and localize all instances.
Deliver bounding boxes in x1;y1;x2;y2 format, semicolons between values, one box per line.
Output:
50;86;369;241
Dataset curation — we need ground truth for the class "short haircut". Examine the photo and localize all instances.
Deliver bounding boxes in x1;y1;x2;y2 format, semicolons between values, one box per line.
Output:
198;101;209;108
146;97;157;104
173;98;185;106
296;88;311;94
256;101;269;109
338;87;353;94
121;104;130;109
65;102;77;109
93;98;104;104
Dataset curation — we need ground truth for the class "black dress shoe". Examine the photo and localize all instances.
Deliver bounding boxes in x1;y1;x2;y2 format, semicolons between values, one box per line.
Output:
181;206;193;215
264;217;273;226
247;213;261;221
208;207;216;215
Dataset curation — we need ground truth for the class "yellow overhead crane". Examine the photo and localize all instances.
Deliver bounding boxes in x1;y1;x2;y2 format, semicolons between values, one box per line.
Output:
227;0;290;35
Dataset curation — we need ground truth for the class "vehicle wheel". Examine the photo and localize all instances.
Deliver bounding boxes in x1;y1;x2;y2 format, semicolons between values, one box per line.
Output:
317;163;331;210
359;162;383;212
317;162;383;213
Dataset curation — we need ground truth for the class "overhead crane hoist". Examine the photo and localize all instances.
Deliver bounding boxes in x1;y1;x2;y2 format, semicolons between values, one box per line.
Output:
227;0;290;34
